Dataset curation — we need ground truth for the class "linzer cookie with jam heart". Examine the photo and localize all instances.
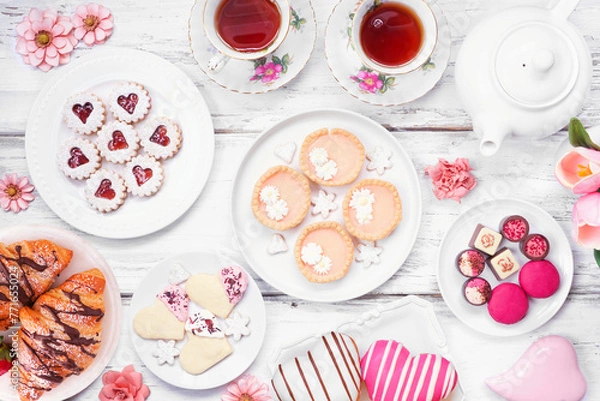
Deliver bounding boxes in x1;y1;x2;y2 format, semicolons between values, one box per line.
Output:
96;120;140;164
57;137;101;180
140;116;182;160
108;82;151;123
84;169;127;213
124;155;164;197
63;93;106;135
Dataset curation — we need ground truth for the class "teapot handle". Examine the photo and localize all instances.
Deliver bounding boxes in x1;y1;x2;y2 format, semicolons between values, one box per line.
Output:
551;0;580;19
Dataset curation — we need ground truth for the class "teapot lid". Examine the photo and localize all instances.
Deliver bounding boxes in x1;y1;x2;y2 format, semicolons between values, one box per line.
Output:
494;21;579;108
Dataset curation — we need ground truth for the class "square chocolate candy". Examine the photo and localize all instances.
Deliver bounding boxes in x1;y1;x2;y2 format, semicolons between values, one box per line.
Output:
487;247;521;280
469;224;503;256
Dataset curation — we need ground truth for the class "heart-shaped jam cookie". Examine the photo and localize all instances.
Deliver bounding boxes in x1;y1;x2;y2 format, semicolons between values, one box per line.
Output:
85;169;127;213
133;166;153;186
58;138;101;180
125;155;164;197
140;117;182;160
68;147;89;168
97;121;140;164
109;82;151;123
95;179;115;200
63;93;105;135
107;131;129;151
72;102;94;123
117;93;138;114
150;125;170;146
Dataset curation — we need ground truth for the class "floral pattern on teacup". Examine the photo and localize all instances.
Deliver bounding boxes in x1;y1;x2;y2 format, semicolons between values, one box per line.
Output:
250;53;293;84
350;66;396;94
291;8;307;32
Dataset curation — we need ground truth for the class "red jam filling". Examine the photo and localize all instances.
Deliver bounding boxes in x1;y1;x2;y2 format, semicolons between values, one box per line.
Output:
95;179;116;200
132;165;153;186
149;125;170;147
107;130;129;151
67;147;89;168
117;93;138;114
71;102;94;124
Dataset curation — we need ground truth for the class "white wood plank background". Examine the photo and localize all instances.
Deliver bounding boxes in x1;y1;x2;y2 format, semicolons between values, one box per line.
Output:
1;0;599;400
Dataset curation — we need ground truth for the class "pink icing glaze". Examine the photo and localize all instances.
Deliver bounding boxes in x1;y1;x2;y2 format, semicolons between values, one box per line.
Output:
305;132;362;180
157;285;189;322
259;171;307;223
487;283;529;325
485;336;587;401
519;260;560;299
348;185;398;236
361;340;458;401
219;265;248;305
302;228;350;277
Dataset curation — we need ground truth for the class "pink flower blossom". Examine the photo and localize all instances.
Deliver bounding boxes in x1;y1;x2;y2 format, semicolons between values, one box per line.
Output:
254;62;283;83
99;365;150;401
424;158;477;203
72;3;114;46
0;173;35;213
15;8;78;72
555;147;600;194
222;374;272;401
572;192;600;249
356;70;383;94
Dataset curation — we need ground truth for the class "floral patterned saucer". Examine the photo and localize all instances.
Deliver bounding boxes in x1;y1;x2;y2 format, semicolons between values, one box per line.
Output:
325;0;451;106
188;0;316;94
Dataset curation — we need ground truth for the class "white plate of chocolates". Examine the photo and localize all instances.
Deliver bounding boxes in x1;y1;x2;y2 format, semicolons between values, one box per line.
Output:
437;198;574;337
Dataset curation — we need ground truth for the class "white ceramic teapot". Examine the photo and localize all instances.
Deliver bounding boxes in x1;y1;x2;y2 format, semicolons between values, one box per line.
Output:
455;0;592;156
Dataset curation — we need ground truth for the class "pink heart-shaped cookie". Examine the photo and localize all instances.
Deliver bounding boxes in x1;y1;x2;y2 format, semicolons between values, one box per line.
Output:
485;336;587;401
361;340;458;401
157;285;189;322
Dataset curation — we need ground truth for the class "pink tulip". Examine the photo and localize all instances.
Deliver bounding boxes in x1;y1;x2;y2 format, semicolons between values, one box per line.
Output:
572;192;600;249
555;147;600;194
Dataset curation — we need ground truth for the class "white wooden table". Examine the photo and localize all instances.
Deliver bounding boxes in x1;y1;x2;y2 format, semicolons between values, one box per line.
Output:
1;0;599;400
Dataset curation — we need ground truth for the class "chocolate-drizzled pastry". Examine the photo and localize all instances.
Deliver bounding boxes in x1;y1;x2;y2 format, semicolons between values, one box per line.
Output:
18;268;105;401
0;240;73;330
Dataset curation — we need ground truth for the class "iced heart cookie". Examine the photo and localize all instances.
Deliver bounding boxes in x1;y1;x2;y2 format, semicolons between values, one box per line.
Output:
109;82;151;123
157;285;189;322
271;331;361;401
343;179;402;241
124;155;164;197
179;335;233;375
63;93;105;135
486;336;587;401
84;169;127;213
361;340;459;401
185;310;224;338
57;137;101;180
299;128;365;186
294;221;354;283
133;299;185;341
96;120;140;164
140;117;182;160
251;165;311;231
185;265;248;318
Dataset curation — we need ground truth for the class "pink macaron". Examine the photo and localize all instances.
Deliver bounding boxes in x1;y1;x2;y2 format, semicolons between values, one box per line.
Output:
487;283;529;325
519;260;560;299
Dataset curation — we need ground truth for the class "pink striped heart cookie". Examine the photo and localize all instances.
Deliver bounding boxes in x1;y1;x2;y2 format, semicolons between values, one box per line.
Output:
361;340;458;401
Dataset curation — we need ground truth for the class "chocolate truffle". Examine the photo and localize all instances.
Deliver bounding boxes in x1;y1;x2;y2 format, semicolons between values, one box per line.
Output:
456;249;486;277
519;260;560;298
521;234;550;260
487;283;529;325
469;224;503;256
500;215;529;242
487;247;521;280
463;277;492;306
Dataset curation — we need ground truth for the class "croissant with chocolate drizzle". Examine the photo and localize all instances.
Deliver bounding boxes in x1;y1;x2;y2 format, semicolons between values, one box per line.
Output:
0;240;73;330
17;268;105;401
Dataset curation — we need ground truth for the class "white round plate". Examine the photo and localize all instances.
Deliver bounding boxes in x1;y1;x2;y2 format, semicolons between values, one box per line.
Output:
0;225;122;401
189;0;316;94
437;198;574;337
325;0;451;106
130;252;267;390
25;47;215;239
231;109;422;302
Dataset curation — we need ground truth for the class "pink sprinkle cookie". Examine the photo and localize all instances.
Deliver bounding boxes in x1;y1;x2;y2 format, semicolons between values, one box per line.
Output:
464;277;492;306
84;169;127;213
521;233;550;260
361;339;459;401
500;215;530;242
486;336;587;401
140;116;182;160
219;265;248;305
456;249;486;277
487;283;529;325
57;137;101;180
109;82;151;123
519;260;560;299
124;155;164;197
157;285;189;322
63;93;105;135
96;120;140;164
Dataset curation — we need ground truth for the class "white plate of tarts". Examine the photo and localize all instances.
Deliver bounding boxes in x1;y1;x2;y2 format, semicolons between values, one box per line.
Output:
130;251;267;390
231;109;422;302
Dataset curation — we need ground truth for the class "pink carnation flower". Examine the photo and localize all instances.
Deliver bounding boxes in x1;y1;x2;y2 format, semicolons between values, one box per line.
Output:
424;158;477;203
255;62;283;83
0;173;35;213
72;3;114;46
99;365;150;401
222;374;272;401
15;8;78;72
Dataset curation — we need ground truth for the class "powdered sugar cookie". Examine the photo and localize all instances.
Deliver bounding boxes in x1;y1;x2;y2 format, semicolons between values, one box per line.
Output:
57;137;101;180
85;169;127;213
96;121;140;164
109;82;151;123
63;93;105;135
124;155;164;197
140;117;182;160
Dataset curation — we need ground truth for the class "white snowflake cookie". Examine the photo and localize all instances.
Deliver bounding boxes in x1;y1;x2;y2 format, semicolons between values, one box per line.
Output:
311;190;337;218
124;155;164;197
140;116;182;160
153;340;180;366
267;233;288;255
366;145;393;175
224;312;251;341
169;263;191;285
84;169;127;213
109;82;151;123
63;93;105;135
355;241;383;267
96;121;140;164
274;142;296;164
57;137;101;180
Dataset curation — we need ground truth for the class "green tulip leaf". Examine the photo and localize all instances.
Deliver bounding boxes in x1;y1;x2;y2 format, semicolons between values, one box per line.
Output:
569;118;600;150
595;249;600;268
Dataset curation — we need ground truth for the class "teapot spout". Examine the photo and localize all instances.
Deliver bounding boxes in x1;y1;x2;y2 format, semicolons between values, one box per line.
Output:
474;118;511;157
